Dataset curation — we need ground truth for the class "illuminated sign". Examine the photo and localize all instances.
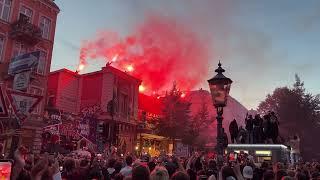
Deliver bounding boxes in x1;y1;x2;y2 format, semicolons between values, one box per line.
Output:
255;150;272;156
228;144;287;149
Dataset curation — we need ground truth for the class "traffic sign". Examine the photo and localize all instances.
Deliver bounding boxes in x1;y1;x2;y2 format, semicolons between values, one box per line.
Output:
13;71;31;91
8;51;40;75
6;90;42;122
0;85;8;117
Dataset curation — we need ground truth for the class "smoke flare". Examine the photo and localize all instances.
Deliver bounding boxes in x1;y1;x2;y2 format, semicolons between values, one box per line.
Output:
79;14;212;93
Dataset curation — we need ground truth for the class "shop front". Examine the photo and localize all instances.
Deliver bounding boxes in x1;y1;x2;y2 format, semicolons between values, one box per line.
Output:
136;133;173;157
113;121;137;154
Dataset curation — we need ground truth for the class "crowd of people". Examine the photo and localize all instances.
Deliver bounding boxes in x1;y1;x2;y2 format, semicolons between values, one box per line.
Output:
0;112;308;180
229;112;281;145
5;145;320;180
228;112;302;164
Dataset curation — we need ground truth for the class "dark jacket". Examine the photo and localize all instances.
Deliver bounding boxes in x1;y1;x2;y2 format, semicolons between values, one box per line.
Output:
223;132;228;148
245;117;254;131
229;120;239;136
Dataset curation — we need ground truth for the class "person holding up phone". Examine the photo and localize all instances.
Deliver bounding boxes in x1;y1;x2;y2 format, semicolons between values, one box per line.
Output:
10;146;26;180
10;147;63;180
0;160;13;180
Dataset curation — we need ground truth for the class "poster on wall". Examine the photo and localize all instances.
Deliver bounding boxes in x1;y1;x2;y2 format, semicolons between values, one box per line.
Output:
81;105;100;117
78;118;90;138
78;105;100;145
44;124;60;135
0;85;8;117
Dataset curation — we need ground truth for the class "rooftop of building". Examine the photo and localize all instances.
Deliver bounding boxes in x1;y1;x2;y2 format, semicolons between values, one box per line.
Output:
50;68;80;76
42;0;60;11
50;65;141;84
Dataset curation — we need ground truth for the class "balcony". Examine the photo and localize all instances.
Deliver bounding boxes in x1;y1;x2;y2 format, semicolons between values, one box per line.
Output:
9;14;42;46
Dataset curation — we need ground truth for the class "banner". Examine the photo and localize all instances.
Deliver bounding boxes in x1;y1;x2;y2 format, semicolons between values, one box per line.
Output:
78;116;97;144
174;142;189;158
78;118;90;138
44;108;62;127
60;122;80;140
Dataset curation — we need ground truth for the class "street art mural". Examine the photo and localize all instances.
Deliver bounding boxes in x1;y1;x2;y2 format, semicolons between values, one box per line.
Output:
42;105;101;152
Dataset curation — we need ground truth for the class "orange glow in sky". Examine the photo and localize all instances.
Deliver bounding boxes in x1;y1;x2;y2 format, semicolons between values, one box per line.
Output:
111;54;118;62
139;85;145;92
78;64;85;71
126;65;134;72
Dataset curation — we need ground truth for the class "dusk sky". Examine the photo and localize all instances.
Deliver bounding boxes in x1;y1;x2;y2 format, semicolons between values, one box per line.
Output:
51;0;320;109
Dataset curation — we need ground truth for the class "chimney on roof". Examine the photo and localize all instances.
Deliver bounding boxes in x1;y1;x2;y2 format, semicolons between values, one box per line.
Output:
106;61;112;67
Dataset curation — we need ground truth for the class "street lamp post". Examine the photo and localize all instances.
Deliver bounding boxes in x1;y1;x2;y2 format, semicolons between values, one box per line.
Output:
207;61;232;169
7;105;21;159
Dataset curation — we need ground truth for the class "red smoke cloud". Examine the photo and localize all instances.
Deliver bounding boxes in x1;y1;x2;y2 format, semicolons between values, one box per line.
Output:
79;14;212;93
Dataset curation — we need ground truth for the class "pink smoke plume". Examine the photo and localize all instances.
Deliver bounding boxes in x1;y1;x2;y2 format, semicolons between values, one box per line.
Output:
79;14;212;93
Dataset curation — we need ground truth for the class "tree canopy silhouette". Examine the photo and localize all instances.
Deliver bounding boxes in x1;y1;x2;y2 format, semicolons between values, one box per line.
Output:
258;74;320;159
155;83;191;142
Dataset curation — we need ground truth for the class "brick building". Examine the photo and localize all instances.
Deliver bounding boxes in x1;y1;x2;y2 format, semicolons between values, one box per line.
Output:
0;0;59;154
47;65;141;153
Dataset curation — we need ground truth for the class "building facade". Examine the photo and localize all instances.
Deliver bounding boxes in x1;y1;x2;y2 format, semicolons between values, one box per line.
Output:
0;0;59;154
47;65;141;153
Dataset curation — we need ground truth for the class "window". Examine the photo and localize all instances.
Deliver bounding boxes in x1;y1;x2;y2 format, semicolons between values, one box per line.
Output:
12;41;27;57
118;92;128;118
0;37;4;62
0;0;11;22
33;50;47;75
47;94;55;107
19;5;33;22
39;16;51;39
29;86;43;115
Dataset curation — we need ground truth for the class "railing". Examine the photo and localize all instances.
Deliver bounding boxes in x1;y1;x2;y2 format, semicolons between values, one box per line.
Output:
9;15;42;46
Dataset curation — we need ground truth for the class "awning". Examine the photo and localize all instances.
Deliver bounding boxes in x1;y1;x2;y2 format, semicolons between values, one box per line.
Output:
140;133;167;140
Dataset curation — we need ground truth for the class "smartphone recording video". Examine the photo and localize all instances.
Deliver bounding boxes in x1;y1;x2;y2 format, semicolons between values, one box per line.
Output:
0;160;13;180
229;152;237;162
